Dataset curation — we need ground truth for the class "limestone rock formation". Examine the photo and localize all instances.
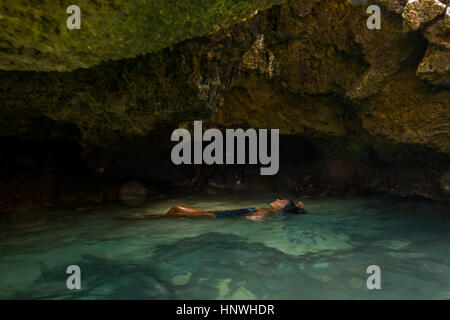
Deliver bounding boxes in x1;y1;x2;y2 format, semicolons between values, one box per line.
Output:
418;15;450;86
417;46;450;86
402;0;447;30
446;7;450;27
0;0;449;209
0;0;284;71
375;0;408;14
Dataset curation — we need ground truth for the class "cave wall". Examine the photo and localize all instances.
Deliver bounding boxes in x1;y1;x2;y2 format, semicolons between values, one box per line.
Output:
0;0;449;209
0;0;284;71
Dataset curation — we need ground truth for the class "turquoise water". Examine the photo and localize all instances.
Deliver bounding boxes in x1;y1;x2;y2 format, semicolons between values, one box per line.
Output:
0;192;449;300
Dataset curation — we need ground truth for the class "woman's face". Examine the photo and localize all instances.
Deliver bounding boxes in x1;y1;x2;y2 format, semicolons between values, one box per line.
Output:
270;199;290;209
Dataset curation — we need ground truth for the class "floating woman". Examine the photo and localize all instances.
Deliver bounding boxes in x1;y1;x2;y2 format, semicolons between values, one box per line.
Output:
127;199;305;221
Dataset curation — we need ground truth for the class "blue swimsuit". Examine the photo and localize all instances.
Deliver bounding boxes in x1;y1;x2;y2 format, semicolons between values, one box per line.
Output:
213;208;257;217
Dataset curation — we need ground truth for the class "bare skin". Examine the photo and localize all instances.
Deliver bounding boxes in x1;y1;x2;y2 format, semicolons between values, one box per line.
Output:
128;199;304;221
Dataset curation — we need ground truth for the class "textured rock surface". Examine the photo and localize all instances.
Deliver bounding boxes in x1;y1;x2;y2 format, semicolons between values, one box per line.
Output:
418;16;450;86
417;45;450;86
0;21;259;148
0;0;449;210
0;0;284;71
375;0;408;13
446;7;450;27
402;0;447;30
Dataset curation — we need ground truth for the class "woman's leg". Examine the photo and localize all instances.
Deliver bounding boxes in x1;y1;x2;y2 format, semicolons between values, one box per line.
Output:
124;205;214;219
166;205;205;216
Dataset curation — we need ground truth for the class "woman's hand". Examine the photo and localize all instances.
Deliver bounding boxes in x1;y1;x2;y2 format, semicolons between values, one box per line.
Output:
245;214;264;222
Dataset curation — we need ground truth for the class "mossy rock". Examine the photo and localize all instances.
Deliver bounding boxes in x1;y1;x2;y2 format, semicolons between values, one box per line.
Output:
0;0;285;71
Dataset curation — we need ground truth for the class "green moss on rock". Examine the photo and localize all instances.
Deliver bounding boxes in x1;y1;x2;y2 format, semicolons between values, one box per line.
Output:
0;0;285;71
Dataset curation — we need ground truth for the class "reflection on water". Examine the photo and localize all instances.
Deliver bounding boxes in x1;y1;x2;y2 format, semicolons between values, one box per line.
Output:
0;192;449;299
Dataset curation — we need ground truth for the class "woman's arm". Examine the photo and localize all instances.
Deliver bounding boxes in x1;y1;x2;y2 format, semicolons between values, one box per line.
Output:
244;208;274;221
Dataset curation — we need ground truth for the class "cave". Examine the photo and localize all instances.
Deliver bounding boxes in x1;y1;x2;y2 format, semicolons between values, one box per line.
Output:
0;0;449;301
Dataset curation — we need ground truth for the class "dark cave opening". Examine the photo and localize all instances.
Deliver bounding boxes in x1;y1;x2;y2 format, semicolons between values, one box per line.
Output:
0;131;330;212
0;137;88;177
0;136;101;213
1;126;448;213
279;134;322;166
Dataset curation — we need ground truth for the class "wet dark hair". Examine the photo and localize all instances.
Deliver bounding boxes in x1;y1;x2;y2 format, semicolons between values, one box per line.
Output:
282;200;299;213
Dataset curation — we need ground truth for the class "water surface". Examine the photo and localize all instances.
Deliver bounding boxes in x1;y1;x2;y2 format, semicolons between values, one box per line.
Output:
0;192;449;299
